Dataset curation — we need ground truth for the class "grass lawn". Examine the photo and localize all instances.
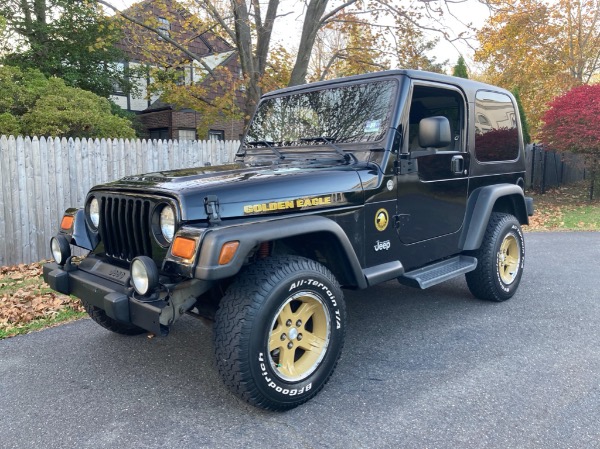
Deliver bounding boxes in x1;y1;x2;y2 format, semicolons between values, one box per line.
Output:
527;181;600;231
1;181;598;339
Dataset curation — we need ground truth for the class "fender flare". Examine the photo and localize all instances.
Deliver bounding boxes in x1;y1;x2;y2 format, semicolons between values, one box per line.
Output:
459;184;529;251
63;208;97;251
194;215;368;288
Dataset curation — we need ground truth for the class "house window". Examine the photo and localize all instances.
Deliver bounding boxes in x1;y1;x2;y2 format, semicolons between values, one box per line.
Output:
112;80;124;94
208;129;225;142
149;128;169;140
178;129;196;141
158;17;170;39
111;62;126;94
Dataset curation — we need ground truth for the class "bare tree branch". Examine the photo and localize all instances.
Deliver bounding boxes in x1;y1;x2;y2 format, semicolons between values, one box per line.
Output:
319;0;359;26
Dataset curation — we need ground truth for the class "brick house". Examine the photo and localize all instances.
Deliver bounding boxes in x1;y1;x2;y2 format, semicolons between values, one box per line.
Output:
110;0;245;141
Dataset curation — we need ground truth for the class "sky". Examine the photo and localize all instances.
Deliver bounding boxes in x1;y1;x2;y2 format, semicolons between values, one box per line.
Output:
108;0;491;73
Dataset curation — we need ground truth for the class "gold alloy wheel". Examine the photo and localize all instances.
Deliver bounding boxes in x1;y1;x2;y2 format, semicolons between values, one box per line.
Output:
268;292;330;382
498;233;521;285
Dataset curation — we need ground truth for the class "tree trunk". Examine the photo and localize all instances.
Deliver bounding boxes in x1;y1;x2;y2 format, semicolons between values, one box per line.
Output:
230;0;261;122
288;0;330;86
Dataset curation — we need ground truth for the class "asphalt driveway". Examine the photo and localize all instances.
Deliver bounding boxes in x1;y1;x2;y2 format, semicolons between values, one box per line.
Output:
1;232;599;448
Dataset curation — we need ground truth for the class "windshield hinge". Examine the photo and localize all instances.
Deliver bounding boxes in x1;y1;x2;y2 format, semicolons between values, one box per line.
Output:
394;156;417;175
204;195;221;224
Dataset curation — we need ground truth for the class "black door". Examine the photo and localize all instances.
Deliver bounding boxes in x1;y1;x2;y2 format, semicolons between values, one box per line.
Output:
396;83;469;245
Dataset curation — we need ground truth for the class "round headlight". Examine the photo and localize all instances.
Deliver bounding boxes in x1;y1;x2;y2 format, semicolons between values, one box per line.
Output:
160;206;175;242
131;256;159;296
89;197;100;228
50;235;71;265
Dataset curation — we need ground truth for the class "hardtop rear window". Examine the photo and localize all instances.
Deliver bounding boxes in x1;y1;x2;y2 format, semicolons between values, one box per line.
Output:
474;90;519;162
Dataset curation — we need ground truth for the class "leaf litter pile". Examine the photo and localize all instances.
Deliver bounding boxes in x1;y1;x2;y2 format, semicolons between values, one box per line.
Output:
527;181;600;231
0;262;85;336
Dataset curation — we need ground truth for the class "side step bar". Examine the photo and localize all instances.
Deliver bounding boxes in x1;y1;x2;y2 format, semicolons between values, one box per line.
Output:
398;255;477;289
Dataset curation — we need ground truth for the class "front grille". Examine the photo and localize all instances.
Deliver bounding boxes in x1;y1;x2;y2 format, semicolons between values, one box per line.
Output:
98;195;153;262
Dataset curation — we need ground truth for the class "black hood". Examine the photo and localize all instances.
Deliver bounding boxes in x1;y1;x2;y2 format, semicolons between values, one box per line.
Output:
90;162;377;221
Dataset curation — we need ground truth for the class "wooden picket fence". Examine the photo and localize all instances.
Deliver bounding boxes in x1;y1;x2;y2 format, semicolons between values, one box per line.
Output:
0;135;240;266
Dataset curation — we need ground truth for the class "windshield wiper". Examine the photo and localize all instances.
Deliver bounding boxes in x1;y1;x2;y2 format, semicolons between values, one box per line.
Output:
299;136;357;163
242;140;285;160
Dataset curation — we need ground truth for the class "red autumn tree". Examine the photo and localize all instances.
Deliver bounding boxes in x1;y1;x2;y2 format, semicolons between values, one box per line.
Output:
540;84;600;200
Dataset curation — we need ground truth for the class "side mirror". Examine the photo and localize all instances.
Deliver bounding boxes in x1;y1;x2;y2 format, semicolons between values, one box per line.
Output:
419;116;451;148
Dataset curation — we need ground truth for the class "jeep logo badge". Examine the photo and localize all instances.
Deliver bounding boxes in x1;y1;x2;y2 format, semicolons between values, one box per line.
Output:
375;208;389;231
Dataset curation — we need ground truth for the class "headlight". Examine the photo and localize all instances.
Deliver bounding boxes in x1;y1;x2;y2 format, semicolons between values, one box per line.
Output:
160;206;175;242
89;197;100;228
131;256;159;296
50;235;71;265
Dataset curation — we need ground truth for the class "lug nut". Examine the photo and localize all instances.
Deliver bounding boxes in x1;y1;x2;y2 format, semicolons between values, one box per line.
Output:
286;319;292;326
280;333;287;341
287;342;293;349
296;319;302;327
297;334;303;341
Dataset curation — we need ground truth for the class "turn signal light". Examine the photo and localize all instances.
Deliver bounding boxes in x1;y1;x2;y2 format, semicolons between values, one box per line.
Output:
60;215;74;230
218;241;240;265
171;236;197;259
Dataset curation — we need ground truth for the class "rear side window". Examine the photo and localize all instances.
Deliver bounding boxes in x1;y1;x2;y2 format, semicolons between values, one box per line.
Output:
474;91;519;162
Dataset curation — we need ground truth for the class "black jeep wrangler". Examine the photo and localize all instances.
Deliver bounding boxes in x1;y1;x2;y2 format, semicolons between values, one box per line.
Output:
44;70;533;410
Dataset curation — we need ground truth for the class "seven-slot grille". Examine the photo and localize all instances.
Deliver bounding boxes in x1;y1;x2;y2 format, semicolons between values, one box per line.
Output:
98;194;154;262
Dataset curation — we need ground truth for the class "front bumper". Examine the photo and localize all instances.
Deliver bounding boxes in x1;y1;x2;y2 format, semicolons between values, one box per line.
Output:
43;260;168;335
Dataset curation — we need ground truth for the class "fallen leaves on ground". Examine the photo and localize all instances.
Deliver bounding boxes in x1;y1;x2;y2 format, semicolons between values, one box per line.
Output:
526;181;600;231
0;262;84;331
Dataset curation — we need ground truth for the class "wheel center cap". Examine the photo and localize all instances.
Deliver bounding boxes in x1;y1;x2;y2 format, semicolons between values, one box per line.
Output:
288;328;299;340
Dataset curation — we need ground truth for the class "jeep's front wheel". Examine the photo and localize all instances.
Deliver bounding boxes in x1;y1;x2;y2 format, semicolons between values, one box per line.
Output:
466;212;525;302
214;256;346;411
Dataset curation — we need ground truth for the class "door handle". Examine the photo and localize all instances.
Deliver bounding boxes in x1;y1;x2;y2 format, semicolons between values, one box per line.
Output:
451;155;464;174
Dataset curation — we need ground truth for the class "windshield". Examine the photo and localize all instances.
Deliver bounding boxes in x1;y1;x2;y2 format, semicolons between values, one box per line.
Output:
245;80;397;149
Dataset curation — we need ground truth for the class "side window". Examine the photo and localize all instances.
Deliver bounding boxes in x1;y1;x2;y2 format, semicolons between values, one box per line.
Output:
474;91;519;162
408;85;464;152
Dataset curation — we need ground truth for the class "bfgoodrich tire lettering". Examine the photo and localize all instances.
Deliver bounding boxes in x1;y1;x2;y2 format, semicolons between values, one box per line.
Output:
466;212;525;302
214;256;346;411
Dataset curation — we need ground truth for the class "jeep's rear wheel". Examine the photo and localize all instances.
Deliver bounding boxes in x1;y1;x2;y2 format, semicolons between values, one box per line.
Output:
83;302;146;335
466;212;525;302
214;256;346;411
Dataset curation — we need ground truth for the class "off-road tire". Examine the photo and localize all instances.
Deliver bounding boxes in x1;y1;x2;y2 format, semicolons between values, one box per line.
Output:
466;212;525;302
83;302;146;335
214;256;346;411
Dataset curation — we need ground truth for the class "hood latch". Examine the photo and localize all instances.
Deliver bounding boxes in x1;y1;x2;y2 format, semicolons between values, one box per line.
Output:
204;195;221;224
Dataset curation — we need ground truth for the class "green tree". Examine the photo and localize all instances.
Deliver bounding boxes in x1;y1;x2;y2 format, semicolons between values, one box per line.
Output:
0;0;130;97
0;66;136;138
452;56;468;78
511;88;530;144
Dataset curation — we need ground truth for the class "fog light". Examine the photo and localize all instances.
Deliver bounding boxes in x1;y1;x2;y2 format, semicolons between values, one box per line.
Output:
130;256;159;296
50;235;71;265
